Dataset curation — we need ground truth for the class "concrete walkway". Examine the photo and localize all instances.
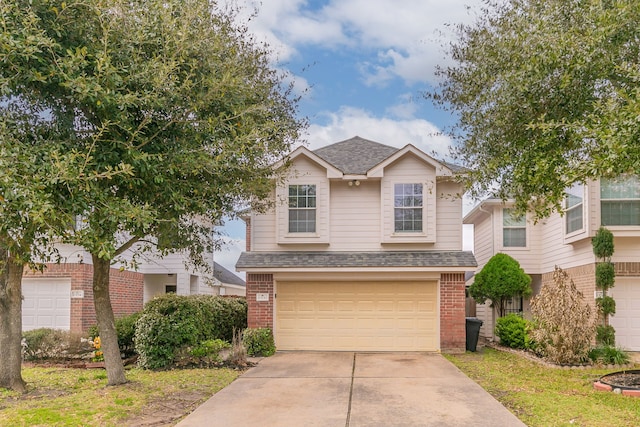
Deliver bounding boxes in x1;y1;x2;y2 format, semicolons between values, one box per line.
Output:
176;352;526;427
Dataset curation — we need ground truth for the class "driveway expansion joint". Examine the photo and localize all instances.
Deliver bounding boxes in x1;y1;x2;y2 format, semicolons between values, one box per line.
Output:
345;353;356;427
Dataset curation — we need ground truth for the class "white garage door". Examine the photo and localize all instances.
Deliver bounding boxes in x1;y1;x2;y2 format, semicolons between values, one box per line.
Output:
609;277;640;351
22;278;71;331
276;281;438;351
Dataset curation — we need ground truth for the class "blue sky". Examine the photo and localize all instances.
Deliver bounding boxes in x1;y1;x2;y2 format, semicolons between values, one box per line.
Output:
216;0;483;276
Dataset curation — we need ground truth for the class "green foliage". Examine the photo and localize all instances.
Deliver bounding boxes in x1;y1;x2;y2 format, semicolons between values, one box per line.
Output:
595;262;615;290
588;345;629;365
190;339;230;358
134;294;247;369
592;228;615;260
88;312;141;358
468;253;532;317
1;0;303;383
495;314;531;349
596;296;616;317
530;267;596;365
243;328;276;357
596;325;616;346
431;0;640;217
22;329;92;361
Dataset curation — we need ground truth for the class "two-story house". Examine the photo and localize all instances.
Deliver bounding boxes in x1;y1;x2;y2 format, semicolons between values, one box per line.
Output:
236;136;477;353
464;176;640;350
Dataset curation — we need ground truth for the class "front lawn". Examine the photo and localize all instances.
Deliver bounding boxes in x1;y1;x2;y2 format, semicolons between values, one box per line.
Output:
0;366;239;426
446;348;640;427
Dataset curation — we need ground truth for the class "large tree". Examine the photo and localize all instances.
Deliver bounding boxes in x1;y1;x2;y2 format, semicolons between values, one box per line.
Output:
0;103;121;391
432;0;640;217
1;0;303;386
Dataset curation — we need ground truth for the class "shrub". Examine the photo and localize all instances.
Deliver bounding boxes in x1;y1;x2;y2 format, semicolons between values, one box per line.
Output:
22;328;93;361
468;253;532;317
596;324;616;346
592;227;614;259
134;294;247;369
595;262;615;290
530;267;596;365
589;345;629;365
243;328;276;357
596;296;616;316
87;311;141;358
172;339;231;368
495;314;531;349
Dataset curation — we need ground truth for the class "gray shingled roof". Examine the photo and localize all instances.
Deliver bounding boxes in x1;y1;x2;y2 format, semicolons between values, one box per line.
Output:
236;251;477;269
213;262;246;287
313;136;399;175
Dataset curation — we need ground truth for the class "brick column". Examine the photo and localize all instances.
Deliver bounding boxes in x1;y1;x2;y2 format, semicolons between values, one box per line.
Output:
440;273;466;353
246;273;274;329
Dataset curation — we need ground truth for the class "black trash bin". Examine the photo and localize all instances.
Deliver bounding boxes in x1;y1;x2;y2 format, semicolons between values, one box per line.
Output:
465;317;483;352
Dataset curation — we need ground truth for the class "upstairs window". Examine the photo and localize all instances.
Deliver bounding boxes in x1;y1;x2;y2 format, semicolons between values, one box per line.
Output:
565;183;584;234
394;183;423;232
288;184;316;233
601;176;640;226
503;209;526;247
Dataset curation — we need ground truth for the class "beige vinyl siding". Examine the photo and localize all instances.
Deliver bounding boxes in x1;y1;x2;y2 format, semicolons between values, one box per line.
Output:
471;214;494;268
433;180;463;250
539;211;595;272
328;180;382;251
251;196;277;251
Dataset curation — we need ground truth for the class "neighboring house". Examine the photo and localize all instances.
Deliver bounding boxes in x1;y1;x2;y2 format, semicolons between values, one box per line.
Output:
464;176;640;350
22;242;243;333
236;136;477;353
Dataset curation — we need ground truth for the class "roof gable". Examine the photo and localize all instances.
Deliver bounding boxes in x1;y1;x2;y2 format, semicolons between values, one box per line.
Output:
367;144;453;178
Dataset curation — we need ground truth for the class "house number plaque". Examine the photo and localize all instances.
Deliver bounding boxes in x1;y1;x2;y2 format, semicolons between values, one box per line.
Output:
256;293;269;302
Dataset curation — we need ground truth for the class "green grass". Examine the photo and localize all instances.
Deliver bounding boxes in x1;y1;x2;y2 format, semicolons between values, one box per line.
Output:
446;348;640;427
0;366;239;426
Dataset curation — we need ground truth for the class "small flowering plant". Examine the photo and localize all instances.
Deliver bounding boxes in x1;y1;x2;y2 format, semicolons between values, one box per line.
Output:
91;336;104;362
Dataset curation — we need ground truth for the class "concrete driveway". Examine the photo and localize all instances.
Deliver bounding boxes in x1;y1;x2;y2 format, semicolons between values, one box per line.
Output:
176;352;526;427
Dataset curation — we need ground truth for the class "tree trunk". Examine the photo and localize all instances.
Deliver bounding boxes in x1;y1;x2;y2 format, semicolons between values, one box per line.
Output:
0;251;26;392
91;254;127;386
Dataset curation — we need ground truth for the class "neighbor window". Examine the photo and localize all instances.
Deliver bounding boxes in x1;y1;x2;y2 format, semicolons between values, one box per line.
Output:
288;184;316;232
503;208;526;247
565;183;584;234
601;176;640;226
394;183;423;232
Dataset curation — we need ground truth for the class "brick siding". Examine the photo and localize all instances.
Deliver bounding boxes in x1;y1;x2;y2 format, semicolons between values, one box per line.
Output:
24;263;143;333
246;273;274;328
440;272;466;353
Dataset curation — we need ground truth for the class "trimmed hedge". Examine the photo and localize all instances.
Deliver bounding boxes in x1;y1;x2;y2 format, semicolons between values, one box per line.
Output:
134;294;247;369
495;313;531;349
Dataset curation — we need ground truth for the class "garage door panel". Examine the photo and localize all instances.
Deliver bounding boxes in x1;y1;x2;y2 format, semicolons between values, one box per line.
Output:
22;278;71;331
610;278;640;351
276;281;437;351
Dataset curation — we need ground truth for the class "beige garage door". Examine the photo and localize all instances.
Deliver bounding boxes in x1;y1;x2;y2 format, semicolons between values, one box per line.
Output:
610;277;640;351
276;281;438;351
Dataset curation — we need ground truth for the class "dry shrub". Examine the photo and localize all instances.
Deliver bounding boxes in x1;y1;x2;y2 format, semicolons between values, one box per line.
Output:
530;267;596;365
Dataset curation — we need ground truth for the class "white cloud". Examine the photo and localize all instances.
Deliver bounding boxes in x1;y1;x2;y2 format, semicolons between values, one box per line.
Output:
304;106;452;157
230;0;482;85
215;236;246;280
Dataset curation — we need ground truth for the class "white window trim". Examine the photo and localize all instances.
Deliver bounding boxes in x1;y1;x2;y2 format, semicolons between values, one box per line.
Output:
287;184;317;234
564;183;586;238
500;208;529;250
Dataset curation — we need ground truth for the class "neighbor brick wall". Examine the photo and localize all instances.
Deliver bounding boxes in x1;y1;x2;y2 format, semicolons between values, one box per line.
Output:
246;273;273;328
440;273;466;353
541;263;596;312
24;263;144;334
